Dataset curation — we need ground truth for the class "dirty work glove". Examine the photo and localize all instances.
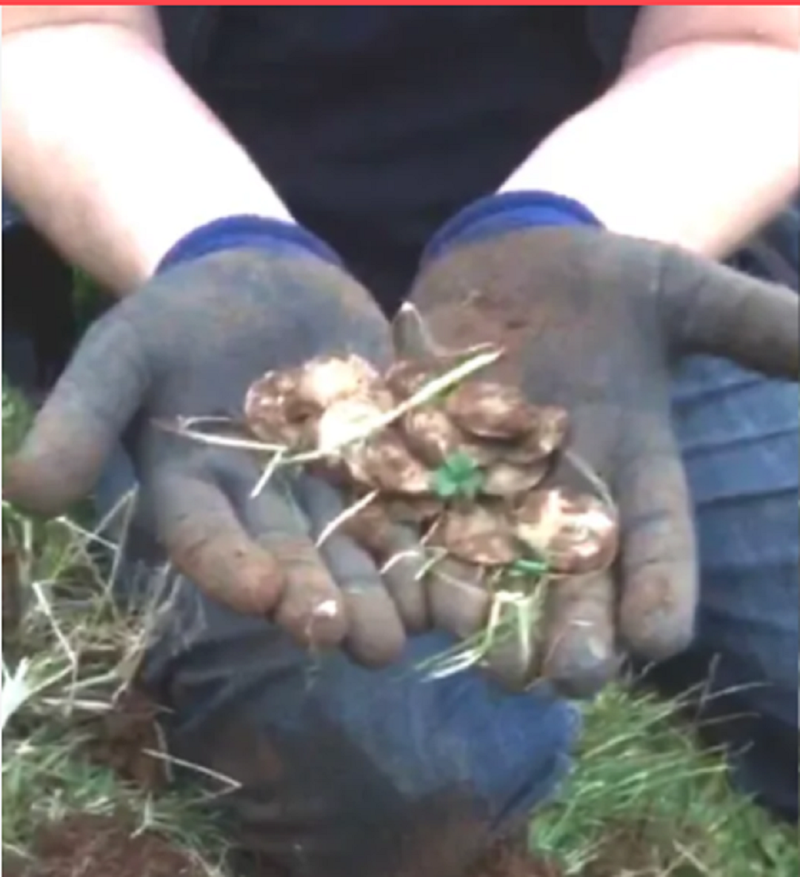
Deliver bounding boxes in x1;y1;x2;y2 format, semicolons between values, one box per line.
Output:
408;192;799;697
6;216;427;665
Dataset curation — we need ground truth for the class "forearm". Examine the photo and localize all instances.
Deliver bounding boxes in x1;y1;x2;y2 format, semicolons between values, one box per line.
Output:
501;40;799;258
2;17;291;293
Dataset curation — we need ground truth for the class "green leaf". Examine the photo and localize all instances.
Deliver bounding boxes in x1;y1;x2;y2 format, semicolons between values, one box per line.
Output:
511;558;549;577
431;468;459;498
444;452;479;478
432;452;486;499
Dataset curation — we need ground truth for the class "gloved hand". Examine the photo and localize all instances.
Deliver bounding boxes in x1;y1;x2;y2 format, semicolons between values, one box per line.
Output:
5;216;428;665
407;192;799;696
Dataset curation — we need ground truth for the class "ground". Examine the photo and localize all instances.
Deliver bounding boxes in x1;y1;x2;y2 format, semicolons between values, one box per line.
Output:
2;381;798;877
6;815;208;877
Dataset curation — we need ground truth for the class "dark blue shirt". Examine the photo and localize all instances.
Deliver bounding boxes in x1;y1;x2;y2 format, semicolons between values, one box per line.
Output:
159;7;639;309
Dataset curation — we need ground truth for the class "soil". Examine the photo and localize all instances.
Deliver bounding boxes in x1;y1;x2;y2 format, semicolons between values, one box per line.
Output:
84;687;168;792
580;819;688;877
465;822;683;877
10;820;564;877
7;789;668;877
467;841;563;877
7;814;206;877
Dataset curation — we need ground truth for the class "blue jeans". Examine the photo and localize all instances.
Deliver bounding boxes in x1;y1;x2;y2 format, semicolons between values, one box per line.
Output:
5;207;798;877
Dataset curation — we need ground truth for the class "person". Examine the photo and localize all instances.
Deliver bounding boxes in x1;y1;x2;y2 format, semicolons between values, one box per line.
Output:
3;7;798;876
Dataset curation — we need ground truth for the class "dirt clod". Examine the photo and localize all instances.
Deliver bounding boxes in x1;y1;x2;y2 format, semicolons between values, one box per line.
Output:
85;687;168;792
9;814;205;877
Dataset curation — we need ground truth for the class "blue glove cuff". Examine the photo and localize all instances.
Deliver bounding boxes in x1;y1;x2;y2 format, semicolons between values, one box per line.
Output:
156;215;342;275
422;191;603;264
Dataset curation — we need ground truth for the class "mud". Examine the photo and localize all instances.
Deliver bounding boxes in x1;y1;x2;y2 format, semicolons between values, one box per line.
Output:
8;814;206;877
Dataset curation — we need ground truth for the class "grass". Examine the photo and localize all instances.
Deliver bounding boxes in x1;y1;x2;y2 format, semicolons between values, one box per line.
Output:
535;684;798;876
2;381;797;876
2;381;231;875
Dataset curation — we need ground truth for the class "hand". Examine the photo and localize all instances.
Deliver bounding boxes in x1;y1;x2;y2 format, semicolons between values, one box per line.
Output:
407;218;798;696
6;229;428;666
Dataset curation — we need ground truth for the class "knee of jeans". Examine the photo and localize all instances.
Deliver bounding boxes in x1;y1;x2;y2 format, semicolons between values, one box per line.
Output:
670;356;798;715
142;586;577;840
665;356;798;817
696;562;797;723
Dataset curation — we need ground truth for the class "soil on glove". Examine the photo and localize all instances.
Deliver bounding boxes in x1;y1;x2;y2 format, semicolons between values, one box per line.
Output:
7;814;206;877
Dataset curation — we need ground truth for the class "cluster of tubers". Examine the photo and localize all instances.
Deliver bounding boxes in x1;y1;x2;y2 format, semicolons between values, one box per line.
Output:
243;353;618;581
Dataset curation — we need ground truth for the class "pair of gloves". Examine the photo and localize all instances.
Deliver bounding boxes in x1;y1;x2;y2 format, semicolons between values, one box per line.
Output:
7;192;798;697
